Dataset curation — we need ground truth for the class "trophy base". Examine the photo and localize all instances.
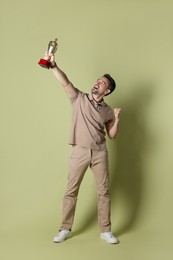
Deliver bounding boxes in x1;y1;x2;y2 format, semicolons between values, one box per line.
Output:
38;59;50;69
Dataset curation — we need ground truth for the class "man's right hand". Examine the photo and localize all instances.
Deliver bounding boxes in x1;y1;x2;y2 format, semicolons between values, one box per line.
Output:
44;51;56;67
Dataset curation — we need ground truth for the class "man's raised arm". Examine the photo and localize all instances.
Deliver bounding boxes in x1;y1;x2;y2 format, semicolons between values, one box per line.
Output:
45;52;78;100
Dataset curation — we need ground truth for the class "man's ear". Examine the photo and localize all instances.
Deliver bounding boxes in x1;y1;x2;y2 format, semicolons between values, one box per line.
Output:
104;88;111;96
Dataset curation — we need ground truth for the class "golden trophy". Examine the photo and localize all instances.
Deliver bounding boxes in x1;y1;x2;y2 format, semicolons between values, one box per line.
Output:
38;38;58;69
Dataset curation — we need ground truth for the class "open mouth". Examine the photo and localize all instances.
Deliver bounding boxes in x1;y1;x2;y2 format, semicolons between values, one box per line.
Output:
93;85;99;90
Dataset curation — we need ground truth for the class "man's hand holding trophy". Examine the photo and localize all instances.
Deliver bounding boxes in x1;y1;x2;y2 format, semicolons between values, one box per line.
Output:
38;38;58;69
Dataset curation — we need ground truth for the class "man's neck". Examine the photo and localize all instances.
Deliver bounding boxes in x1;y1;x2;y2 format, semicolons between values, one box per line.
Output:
92;94;104;103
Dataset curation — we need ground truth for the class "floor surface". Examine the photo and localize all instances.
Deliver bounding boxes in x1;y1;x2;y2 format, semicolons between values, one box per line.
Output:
1;226;172;260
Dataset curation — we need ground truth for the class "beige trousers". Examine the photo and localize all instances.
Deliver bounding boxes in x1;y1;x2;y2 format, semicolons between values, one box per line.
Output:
60;145;111;232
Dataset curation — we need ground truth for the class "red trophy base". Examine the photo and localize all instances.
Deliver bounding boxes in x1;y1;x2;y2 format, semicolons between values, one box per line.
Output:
38;58;51;69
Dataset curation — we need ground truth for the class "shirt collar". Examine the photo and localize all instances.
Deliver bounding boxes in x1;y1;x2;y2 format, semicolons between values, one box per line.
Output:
88;93;105;106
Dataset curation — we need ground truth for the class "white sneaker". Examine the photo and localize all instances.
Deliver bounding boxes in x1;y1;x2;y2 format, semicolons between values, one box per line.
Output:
100;232;119;244
53;230;71;243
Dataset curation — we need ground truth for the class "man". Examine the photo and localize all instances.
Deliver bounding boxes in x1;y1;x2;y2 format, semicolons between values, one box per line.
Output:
44;51;121;244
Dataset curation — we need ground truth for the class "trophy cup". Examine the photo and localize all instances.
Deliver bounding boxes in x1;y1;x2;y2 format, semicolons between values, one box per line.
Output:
38;38;58;69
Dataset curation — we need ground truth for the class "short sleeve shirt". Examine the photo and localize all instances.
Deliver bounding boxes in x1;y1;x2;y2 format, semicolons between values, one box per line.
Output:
69;89;115;151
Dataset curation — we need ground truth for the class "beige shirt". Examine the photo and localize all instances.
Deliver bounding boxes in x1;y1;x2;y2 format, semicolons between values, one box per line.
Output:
69;90;115;151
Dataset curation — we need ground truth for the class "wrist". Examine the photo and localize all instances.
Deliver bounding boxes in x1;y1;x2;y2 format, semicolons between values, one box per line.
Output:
114;117;120;123
50;62;57;69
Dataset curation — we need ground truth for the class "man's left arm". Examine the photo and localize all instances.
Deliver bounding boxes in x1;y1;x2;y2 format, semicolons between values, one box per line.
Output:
105;108;122;139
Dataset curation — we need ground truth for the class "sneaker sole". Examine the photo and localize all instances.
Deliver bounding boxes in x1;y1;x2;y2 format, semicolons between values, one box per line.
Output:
53;233;71;243
101;236;119;244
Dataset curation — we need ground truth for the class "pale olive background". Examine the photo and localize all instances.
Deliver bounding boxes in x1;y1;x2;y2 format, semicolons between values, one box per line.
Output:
0;0;173;259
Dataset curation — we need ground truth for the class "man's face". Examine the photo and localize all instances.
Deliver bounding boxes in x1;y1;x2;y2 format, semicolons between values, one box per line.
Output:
92;77;111;96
